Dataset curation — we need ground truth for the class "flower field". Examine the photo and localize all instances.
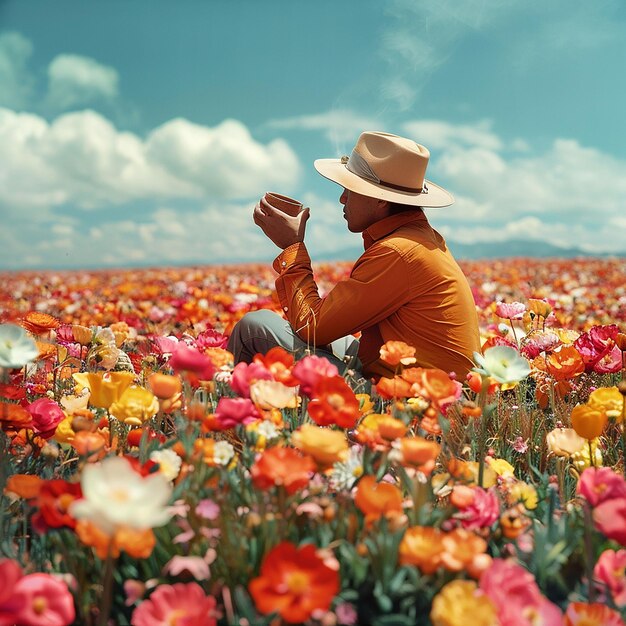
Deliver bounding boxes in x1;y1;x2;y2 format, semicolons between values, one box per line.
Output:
1;256;626;626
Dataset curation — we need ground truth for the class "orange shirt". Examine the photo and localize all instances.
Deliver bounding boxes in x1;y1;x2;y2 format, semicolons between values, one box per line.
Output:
273;210;481;380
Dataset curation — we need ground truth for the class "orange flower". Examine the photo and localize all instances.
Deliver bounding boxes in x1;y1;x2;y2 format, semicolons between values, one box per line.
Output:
254;346;298;386
354;475;403;522
440;528;490;577
249;542;339;624
563;602;625;626
546;345;585;381
71;430;108;460
148;373;182;399
308;376;360;429
75;520;155;559
291;424;348;469
379;341;417;366
21;311;60;335
399;526;444;574
251;446;315;494
588;386;624;421
399;437;440;475
4;474;43;500
500;504;532;540
204;347;234;370
466;371;498;395
527;298;552;319
409;368;460;411
570;403;608;440
377;416;408;441
36;341;57;361
356;393;374;416
0;402;33;431
71;324;93;345
375;376;413;399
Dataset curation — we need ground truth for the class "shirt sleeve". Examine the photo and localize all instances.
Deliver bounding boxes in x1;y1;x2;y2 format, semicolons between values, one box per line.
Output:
273;241;412;346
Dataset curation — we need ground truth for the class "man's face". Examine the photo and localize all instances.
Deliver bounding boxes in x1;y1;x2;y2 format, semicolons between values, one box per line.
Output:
339;188;391;233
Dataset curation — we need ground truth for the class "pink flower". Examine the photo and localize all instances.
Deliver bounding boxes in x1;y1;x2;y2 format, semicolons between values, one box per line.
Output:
169;344;215;380
292;355;339;396
495;301;526;320
574;324;619;372
14;573;75;626
594;549;626;606
195;499;220;520
335;602;358;625
230;362;272;398
124;579;147;606
151;335;180;356
0;559;28;626
132;582;217;626
577;467;626;507
520;332;561;359
162;556;210;581
479;559;561;626
27;398;66;439
593;345;622;374
195;329;228;350
214;397;260;429
455;487;500;531
594;498;626;545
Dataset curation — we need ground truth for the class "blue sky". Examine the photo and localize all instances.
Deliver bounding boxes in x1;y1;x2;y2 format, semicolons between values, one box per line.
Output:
1;0;625;270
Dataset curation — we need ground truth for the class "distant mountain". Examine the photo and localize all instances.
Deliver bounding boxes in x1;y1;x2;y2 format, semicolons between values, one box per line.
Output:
321;239;624;262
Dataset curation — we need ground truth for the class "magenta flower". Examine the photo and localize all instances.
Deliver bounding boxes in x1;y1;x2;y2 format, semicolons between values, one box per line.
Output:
594;498;626;546
131;583;217;626
495;301;526;320
574;324;620;372
14;573;75;626
195;329;228;350
0;559;28;625
292;355;339;396
577;467;626;507
229;361;272;398
169;344;215;380
214;397;259;429
455;487;500;531
27;398;66;439
594;549;626;606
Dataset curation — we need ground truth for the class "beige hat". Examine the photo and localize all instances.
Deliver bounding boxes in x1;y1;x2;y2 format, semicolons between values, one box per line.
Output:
314;131;454;208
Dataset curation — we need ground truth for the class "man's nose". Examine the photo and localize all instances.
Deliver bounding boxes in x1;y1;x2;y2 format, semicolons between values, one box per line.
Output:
339;189;348;204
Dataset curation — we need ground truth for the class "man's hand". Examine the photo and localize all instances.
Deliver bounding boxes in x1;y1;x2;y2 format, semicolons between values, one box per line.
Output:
253;199;310;250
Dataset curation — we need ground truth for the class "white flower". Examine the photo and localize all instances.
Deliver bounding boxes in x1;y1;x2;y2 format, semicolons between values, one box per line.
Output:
256;420;279;442
473;346;531;384
0;324;39;369
70;456;173;534
213;441;235;466
150;449;183;481
329;447;363;491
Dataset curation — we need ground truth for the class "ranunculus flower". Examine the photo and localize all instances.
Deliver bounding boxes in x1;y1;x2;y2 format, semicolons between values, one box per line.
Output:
454;486;500;531
399;526;445;574
132;583;217;626
249;379;298;409
594;549;626;606
546;428;586;457
251;446;315;494
354;475;403;523
291;423;348;468
196;328;228;350
588;386;624;420
0;402;33;431
214;397;260;429
253;346;299;386
70;456;173;535
168;344;215;380
570;403;608;440
0;323;39;369
14;573;75;626
27;398;66;439
230;361;273;398
403;367;462;413
495;301;526;320
147;373;182;400
473;346;531;384
292;355;339;396
249;542;339;624
545;345;585;380
32;479;82;531
576;467;626;507
20;312;60;335
109;386;159;427
399;437;440;475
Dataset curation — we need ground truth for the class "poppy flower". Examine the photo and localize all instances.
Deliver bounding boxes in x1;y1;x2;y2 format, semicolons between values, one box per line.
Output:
0;324;39;369
563;602;625;626
291;355;339;396
249;542;339;624
254;346;299;386
570;403;608;440
354;475;403;523
251;446;315;494
32;480;83;531
545;345;585;381
72;371;135;409
307;376;360;429
399;526;445;574
379;341;417;367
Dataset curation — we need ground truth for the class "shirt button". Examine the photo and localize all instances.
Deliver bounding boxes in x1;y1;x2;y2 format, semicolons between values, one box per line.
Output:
283;306;288;312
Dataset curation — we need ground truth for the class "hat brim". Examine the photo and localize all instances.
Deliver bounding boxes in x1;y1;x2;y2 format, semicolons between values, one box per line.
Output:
314;158;454;208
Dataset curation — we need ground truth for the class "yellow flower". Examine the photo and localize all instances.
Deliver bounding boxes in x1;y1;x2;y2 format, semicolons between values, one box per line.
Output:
109;386;159;427
570;403;608;440
291;423;348;468
588;387;624;421
249;380;298;410
572;438;603;472
464;462;497;488
356;393;374;416
546;427;586;458
487;458;515;478
508;481;538;510
73;372;135;409
430;580;498;626
53;415;76;444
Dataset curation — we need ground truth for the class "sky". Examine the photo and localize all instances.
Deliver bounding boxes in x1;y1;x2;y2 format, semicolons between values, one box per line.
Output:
1;0;625;271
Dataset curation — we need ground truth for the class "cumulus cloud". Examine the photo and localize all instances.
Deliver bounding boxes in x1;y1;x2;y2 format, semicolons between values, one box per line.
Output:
266;109;379;144
404;119;503;152
0;32;35;108
0;108;301;211
46;54;119;110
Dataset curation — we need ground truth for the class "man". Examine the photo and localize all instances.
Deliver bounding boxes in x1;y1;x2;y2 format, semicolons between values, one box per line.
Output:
227;131;480;382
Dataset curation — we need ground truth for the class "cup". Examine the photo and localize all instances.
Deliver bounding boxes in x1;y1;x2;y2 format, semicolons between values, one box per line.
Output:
261;192;303;217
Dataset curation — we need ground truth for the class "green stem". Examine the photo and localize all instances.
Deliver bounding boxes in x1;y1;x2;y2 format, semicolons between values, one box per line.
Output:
588;440;595;469
97;540;116;626
582;504;597;604
476;377;490;488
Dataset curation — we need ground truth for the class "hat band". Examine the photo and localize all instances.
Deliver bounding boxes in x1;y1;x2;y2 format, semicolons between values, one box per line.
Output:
345;149;425;194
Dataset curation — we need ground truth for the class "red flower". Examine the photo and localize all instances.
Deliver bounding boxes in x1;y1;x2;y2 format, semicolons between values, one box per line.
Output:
195;328;228;350
292;355;339;396
307;376;360;429
251;446;315;494
32;480;83;531
254;346;299;386
168;344;215;380
249;542;339;624
27;398;66;439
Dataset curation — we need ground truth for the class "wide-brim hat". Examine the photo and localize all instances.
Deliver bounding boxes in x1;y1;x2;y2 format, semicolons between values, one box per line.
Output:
314;131;454;208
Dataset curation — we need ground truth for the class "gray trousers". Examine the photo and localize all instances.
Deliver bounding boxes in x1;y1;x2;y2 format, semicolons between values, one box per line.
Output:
227;310;362;376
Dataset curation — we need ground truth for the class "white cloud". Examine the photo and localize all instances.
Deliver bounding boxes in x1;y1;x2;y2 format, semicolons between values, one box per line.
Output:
46;54;119;110
404;119;503;151
265;110;379;144
0;32;35;108
0;108;301;211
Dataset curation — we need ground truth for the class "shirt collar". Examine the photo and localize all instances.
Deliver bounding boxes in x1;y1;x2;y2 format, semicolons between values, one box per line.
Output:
363;210;427;249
